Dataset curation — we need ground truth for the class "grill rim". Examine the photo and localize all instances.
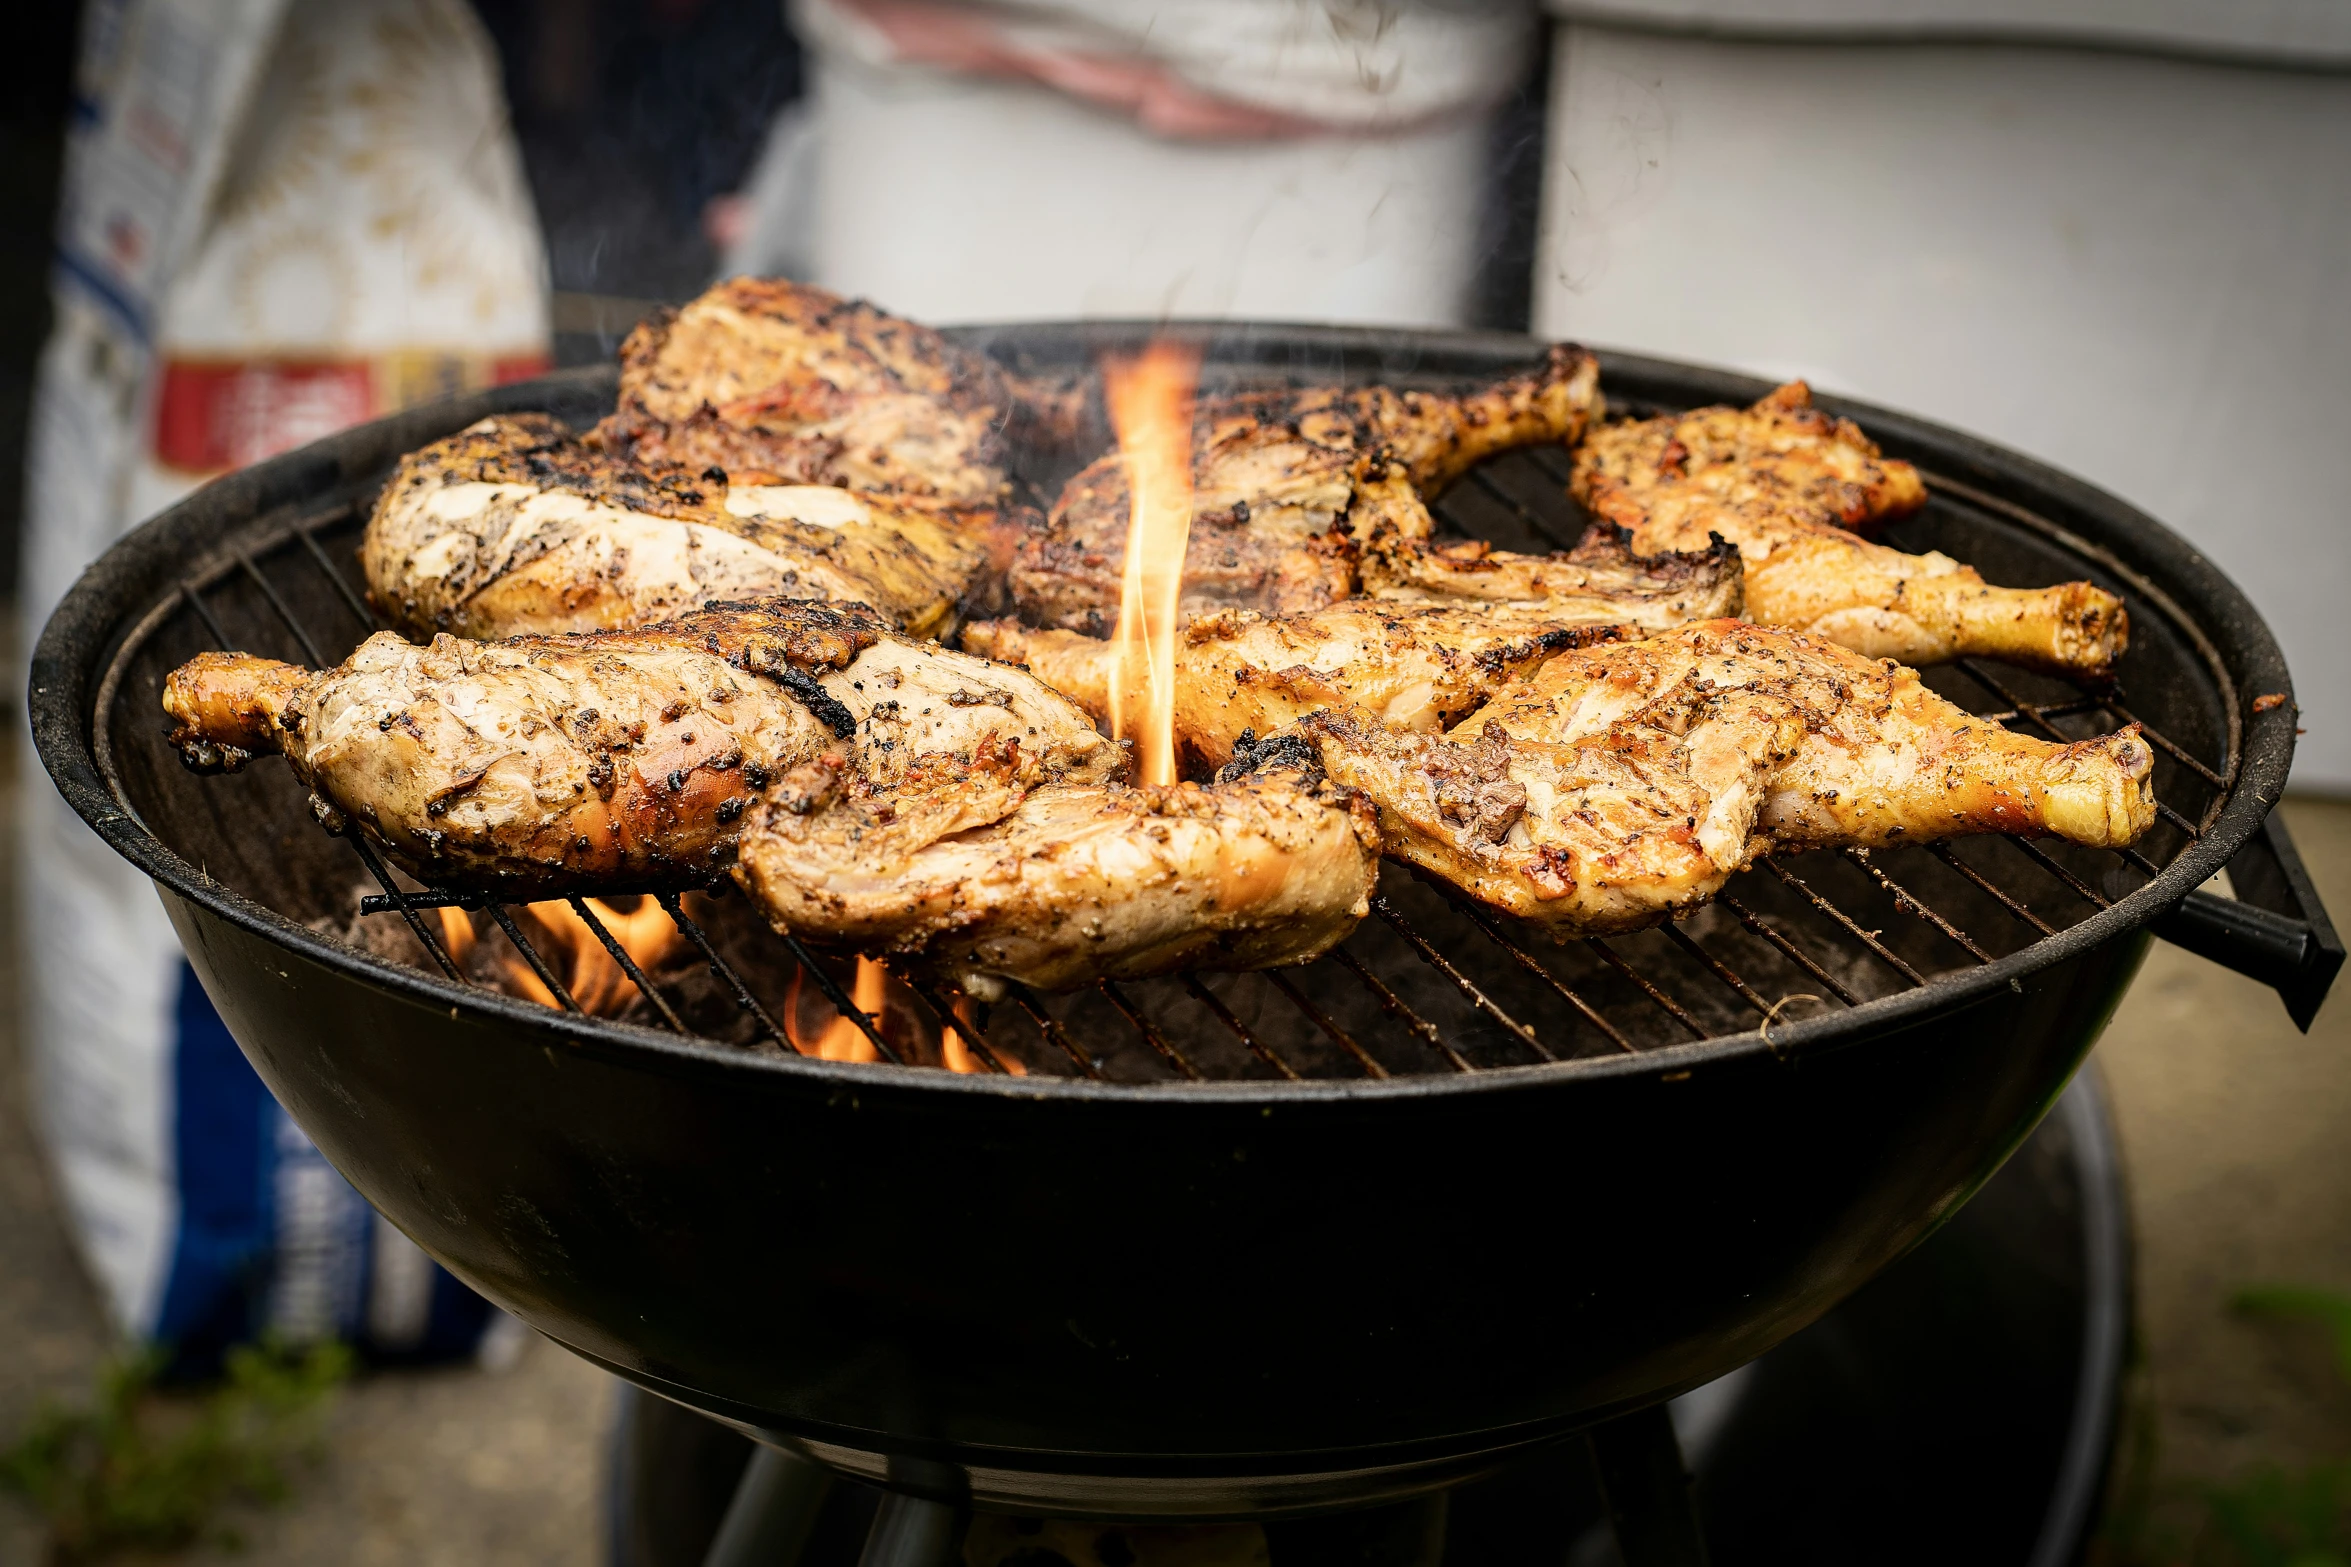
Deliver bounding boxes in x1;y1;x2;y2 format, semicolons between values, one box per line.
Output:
31;326;2300;1101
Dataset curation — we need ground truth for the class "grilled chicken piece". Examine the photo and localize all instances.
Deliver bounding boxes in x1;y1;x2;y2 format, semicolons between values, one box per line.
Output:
162;602;1377;995
1009;347;1603;633
735;749;1379;998
593;277;1084;505
1573;384;2128;677
1577;380;1928;528
968;603;1631;775
1300;619;2155;936
970;527;1741;774
363;414;1027;643
162;600;1116;898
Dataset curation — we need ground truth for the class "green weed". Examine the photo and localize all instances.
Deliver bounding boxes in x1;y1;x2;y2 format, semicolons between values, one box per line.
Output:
0;1338;352;1563
2097;1287;2351;1567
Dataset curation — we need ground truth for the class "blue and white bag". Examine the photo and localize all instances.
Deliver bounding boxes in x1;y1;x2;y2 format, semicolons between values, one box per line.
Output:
22;0;548;1371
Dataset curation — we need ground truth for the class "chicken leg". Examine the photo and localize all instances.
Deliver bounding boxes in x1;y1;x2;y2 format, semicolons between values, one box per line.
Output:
162;601;1377;995
1573;383;2129;678
1299;619;2155;937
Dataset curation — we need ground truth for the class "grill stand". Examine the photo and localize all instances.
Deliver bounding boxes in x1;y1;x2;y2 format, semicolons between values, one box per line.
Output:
703;1447;833;1567
701;1413;1704;1567
1590;1406;1712;1567
705;1451;967;1567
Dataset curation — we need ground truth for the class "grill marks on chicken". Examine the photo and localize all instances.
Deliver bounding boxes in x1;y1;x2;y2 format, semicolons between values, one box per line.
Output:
1301;620;2155;937
1009;346;1603;633
363;415;1027;643
593;277;1083;505
1572;384;2129;677
161;601;1378;995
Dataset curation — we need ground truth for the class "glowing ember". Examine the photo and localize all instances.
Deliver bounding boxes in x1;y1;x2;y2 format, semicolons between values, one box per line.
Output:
497;897;683;1016
1104;339;1203;787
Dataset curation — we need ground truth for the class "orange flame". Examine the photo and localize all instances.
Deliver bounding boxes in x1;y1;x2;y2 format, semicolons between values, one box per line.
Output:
784;955;889;1063
437;905;476;969
496;897;684;1016
455;895;1009;1075
1104;340;1202;787
936;992;1022;1075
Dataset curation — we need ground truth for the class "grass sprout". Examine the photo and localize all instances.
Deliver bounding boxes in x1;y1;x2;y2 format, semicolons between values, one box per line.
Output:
0;1338;352;1563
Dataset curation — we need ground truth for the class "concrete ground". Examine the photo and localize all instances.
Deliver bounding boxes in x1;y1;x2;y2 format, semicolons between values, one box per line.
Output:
2098;799;2351;1485
2;792;2346;1563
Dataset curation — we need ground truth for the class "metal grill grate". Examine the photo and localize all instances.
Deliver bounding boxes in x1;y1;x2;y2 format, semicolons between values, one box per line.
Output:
115;423;2235;1086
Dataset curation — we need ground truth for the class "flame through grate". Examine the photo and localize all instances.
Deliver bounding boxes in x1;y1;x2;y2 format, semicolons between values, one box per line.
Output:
122;398;2236;1085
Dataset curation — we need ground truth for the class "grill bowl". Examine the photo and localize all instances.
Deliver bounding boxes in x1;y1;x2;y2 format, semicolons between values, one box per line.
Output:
32;324;2302;1518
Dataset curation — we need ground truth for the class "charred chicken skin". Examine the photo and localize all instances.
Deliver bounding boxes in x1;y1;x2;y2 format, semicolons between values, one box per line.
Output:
1572;383;2128;678
363;414;1029;644
161;601;1377;994
1299;619;2155;937
1009;346;1603;634
592;277;1084;505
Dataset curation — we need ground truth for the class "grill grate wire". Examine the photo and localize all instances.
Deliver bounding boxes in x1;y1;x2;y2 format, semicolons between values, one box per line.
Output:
139;440;2231;1085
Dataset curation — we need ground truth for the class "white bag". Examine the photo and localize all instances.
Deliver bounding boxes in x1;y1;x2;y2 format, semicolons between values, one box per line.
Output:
23;0;549;1365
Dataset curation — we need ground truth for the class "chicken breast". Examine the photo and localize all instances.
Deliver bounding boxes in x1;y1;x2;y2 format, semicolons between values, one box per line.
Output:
733;747;1381;999
1301;619;2155;937
1573;384;2129;677
362;414;1028;643
1009;346;1603;633
592;276;1085;504
162;600;1116;898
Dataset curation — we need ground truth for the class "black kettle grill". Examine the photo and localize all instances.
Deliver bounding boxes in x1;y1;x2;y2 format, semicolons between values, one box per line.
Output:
30;323;2341;1565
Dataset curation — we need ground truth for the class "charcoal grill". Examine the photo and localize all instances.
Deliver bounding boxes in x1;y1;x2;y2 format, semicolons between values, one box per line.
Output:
31;324;2342;1559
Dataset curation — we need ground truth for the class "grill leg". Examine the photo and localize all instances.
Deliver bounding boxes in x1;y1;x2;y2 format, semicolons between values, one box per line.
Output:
702;1444;833;1567
1587;1404;1711;1567
856;1491;968;1567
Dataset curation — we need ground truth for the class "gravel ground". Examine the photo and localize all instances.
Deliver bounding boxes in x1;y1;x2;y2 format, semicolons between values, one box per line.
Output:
1;783;2344;1563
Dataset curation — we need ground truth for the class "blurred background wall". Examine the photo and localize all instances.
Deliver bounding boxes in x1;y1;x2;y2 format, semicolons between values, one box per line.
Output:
1532;3;2351;790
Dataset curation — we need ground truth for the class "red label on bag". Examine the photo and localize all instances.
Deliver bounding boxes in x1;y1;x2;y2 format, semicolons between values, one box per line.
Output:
152;353;552;475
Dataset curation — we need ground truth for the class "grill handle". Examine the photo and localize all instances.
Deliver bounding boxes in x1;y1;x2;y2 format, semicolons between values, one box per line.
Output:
2152;809;2343;1032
